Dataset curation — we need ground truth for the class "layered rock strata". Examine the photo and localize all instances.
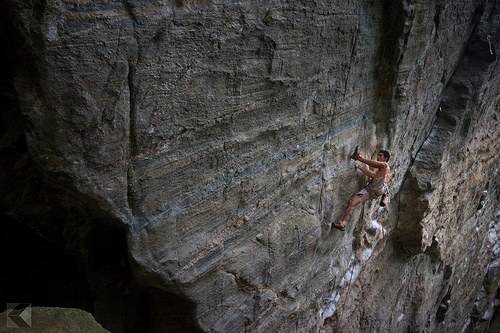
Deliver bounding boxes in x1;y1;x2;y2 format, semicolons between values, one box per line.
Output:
1;1;499;332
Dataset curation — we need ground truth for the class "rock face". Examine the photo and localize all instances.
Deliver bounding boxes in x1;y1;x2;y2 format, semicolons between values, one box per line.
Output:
1;0;499;332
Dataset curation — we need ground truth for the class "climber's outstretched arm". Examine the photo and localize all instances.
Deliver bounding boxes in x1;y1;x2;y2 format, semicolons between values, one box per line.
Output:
355;156;388;178
356;155;386;168
356;164;378;178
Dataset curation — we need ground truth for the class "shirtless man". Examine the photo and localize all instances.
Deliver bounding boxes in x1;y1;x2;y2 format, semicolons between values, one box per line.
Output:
332;147;391;231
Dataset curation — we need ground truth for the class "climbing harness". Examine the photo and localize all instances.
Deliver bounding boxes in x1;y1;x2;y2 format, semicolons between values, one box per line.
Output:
380;184;390;204
294;225;302;252
487;35;493;55
379;186;388;241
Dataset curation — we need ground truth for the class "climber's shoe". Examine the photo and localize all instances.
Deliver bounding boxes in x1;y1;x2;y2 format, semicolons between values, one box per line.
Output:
351;145;360;160
332;222;346;231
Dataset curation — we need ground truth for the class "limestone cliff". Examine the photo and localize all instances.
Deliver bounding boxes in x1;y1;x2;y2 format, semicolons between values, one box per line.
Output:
1;0;499;332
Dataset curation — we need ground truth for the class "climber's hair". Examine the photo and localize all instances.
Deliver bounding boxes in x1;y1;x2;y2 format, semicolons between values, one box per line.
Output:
379;150;390;162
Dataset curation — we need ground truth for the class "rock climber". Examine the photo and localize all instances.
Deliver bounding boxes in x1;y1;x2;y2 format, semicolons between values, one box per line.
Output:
332;146;391;231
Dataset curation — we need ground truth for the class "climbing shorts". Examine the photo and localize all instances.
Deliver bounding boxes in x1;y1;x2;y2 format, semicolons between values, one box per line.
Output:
356;188;382;203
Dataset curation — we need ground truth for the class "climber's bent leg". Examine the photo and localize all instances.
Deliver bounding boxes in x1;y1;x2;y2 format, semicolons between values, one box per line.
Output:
339;191;365;226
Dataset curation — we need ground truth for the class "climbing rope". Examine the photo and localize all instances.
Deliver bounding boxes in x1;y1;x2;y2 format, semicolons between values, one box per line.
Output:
340;263;355;323
363;116;367;159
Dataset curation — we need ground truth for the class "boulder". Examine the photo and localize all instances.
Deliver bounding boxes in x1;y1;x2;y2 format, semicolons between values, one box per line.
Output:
0;307;109;333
